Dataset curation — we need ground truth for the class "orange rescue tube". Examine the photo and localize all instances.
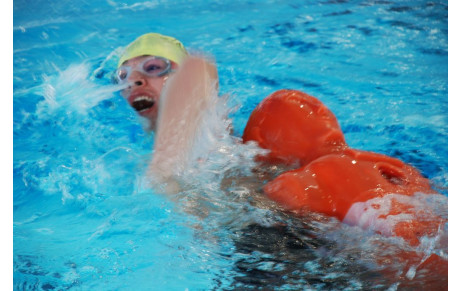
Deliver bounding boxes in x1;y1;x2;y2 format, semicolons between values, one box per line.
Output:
242;89;347;166
263;148;443;246
243;89;447;287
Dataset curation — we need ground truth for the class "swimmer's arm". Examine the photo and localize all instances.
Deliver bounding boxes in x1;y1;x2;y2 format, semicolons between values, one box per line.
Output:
148;55;218;192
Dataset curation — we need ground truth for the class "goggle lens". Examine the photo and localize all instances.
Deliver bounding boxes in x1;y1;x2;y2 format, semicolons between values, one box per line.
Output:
115;56;172;84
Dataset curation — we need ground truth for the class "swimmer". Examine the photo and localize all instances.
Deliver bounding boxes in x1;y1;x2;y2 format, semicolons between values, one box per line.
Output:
115;33;218;184
115;34;447;286
116;34;446;237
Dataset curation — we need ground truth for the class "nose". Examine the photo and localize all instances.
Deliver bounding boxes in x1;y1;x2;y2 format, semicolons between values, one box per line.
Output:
128;71;147;88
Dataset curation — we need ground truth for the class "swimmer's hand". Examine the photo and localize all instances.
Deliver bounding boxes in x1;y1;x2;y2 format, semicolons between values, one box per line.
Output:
148;55;218;192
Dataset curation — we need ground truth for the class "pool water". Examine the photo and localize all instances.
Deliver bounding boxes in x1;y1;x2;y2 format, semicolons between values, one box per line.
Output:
14;0;448;290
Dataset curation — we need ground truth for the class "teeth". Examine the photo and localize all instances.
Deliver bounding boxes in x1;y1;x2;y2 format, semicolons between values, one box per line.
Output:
131;95;155;112
134;95;154;102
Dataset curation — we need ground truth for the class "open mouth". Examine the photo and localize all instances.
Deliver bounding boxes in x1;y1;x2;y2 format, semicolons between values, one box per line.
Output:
131;96;155;112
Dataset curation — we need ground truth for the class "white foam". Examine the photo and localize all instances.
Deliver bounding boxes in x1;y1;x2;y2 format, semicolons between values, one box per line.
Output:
344;192;448;252
36;63;123;116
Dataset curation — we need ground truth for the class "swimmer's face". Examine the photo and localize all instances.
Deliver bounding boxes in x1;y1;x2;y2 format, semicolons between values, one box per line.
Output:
119;55;179;130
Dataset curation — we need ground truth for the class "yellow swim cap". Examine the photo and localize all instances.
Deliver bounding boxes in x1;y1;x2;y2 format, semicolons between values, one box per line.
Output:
118;33;187;68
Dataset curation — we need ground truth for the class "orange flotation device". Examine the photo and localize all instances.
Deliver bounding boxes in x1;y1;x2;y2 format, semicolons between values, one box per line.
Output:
243;89;446;247
263;148;444;246
242;89;347;166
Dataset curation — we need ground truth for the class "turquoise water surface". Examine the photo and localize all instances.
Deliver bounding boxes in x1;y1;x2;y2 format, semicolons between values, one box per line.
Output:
14;0;447;289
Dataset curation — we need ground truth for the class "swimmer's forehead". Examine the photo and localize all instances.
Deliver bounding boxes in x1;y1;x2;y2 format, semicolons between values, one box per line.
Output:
118;33;187;68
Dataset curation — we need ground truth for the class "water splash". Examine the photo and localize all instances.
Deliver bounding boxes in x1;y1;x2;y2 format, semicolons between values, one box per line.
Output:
36;62;123;116
344;193;447;236
14;61;151;210
145;81;277;233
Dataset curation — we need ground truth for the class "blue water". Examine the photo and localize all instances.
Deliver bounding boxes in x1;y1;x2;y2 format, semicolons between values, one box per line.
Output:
14;0;448;290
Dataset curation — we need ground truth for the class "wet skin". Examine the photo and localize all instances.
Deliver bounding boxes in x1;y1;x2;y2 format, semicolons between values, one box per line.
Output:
120;55;179;130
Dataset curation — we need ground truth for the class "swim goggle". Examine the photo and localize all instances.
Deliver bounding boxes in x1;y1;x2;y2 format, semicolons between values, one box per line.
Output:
113;56;174;84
